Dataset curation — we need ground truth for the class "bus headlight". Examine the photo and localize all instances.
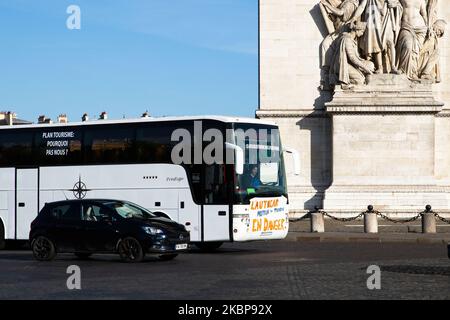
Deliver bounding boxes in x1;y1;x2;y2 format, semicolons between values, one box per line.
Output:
143;226;164;235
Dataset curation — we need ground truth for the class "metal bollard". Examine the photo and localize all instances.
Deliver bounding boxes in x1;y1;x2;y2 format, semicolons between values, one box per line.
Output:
364;205;378;233
310;207;325;233
422;205;436;234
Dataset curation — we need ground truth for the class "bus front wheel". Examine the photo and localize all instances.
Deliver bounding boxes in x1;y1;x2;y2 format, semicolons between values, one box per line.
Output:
194;242;223;252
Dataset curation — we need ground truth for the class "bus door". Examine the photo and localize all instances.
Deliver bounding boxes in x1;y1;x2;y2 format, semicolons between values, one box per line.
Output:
202;165;231;242
16;168;39;240
178;190;201;242
203;205;230;242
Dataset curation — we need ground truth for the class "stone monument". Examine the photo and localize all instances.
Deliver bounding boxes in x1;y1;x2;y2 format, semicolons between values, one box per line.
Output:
257;0;450;216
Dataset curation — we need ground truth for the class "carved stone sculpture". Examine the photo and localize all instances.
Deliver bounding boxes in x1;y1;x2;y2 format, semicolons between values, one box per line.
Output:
418;19;446;81
319;0;360;89
329;22;376;87
318;0;445;89
350;0;384;73
380;0;403;73
396;0;429;80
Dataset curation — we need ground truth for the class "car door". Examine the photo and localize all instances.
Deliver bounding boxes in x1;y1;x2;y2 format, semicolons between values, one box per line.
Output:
52;202;85;252
81;202;120;252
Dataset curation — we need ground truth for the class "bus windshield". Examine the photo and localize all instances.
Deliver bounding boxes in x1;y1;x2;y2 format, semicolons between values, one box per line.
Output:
233;124;287;204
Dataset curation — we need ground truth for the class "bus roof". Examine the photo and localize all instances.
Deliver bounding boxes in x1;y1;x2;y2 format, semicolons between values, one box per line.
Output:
0;115;277;130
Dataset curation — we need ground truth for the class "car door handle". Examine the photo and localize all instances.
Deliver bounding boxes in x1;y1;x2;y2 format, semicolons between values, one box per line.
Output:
218;211;226;216
18;202;25;207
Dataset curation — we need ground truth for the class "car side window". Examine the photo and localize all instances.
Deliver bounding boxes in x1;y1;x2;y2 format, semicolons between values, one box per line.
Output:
82;204;113;222
51;204;82;221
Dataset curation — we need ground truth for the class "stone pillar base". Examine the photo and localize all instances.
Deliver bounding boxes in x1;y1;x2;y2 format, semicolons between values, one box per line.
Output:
323;185;450;215
324;75;446;216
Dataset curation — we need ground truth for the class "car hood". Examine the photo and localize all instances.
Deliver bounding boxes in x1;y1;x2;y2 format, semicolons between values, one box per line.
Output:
131;216;186;232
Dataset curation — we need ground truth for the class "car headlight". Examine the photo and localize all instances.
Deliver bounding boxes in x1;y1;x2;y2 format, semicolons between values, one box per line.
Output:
143;226;164;235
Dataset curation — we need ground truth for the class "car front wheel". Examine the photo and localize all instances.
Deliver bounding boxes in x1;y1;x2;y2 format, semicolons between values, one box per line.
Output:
118;237;145;262
32;236;57;261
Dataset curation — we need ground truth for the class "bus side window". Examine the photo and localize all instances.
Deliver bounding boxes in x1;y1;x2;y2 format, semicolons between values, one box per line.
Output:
204;165;227;204
136;123;188;163
84;127;135;164
0;132;33;166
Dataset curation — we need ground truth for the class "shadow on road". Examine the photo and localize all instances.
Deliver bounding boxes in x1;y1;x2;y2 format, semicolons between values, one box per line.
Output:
187;247;263;255
0;246;264;264
380;265;450;277
0;252;187;264
4;240;29;250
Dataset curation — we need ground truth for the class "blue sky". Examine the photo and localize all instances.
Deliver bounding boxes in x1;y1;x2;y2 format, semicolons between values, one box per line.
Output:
0;0;258;122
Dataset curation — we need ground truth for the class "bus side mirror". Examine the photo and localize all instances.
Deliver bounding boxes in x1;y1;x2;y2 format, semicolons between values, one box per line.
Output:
225;142;244;175
283;147;300;175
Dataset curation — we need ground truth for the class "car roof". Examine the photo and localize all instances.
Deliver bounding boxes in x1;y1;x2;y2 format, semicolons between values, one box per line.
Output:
45;199;126;205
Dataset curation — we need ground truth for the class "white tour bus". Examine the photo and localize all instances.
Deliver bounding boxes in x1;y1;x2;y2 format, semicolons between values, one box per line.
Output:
0;116;299;250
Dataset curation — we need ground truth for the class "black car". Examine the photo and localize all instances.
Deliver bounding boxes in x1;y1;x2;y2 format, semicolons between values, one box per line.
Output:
29;199;190;262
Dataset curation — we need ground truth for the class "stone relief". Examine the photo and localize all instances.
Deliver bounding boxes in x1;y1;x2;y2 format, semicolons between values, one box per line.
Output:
319;0;446;90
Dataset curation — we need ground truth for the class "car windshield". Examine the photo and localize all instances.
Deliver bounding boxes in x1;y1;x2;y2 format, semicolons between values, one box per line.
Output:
103;201;156;219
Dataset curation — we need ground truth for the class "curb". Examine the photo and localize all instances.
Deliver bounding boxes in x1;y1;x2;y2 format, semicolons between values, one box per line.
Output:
291;234;450;244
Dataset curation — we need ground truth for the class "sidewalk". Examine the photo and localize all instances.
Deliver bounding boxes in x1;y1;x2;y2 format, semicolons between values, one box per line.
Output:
286;219;450;244
286;232;450;244
288;218;450;233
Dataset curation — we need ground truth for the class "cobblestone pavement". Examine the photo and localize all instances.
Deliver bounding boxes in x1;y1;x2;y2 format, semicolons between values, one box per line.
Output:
0;241;448;299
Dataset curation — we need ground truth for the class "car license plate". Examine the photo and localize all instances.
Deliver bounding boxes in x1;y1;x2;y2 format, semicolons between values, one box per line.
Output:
176;243;188;250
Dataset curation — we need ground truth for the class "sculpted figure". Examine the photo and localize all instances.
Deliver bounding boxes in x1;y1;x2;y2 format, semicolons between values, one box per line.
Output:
379;0;403;73
396;0;428;80
418;19;446;81
329;22;376;88
349;0;385;74
319;0;359;88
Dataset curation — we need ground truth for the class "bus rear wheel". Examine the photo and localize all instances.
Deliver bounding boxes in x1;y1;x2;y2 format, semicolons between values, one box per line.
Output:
0;222;5;250
194;242;223;252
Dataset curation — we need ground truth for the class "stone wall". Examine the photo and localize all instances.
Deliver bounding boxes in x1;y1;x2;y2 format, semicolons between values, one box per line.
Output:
257;0;450;215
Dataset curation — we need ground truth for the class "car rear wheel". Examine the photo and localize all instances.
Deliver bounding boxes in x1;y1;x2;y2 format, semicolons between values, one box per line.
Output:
32;236;57;261
194;241;223;252
118;237;145;262
74;252;92;259
158;253;178;261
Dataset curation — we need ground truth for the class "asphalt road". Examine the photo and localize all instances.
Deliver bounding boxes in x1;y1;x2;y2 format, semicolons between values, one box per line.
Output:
0;240;448;300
